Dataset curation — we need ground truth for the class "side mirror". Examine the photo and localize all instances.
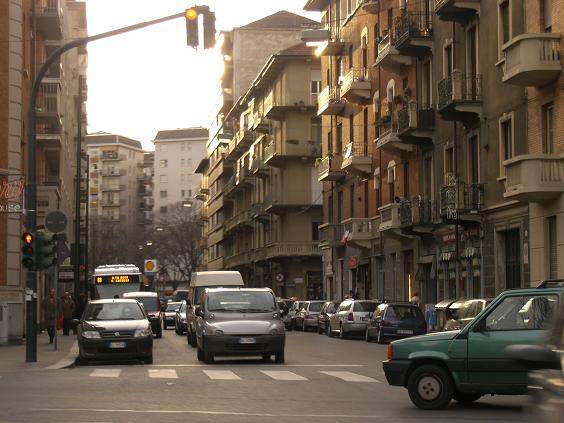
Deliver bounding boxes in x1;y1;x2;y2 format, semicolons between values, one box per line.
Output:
505;344;561;370
194;306;204;318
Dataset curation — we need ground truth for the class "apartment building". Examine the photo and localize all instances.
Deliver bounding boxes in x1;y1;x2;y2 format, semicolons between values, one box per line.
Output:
199;11;320;274
139;152;155;227
305;0;536;304
86;134;146;230
153;128;207;218
0;0;87;342
219;43;323;299
502;0;563;285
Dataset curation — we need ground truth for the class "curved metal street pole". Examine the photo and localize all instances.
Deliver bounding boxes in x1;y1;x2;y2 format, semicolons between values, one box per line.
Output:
25;10;186;363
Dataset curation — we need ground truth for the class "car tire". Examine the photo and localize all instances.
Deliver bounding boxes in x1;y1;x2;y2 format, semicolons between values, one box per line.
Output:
365;328;371;342
326;323;332;337
453;392;482;403
76;355;88;366
197;347;204;362
407;365;454;410
274;350;285;364
339;324;347;339
203;350;214;365
301;321;306;332
144;354;153;365
377;328;385;344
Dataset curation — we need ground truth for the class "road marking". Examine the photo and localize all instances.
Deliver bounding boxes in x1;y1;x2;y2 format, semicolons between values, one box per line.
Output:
90;369;121;378
149;364;363;367
148;369;178;379
260;370;308;381
320;371;380;383
45;341;79;369
203;370;241;380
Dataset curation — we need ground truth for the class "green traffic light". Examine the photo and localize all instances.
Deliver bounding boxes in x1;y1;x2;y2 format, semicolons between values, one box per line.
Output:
36;231;58;270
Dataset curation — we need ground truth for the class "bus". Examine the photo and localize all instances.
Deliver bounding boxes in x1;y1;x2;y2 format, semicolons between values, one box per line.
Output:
92;264;144;299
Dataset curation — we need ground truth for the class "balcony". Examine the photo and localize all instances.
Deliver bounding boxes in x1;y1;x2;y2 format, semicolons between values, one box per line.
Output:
200;177;209;195
316;27;347;57
36;0;63;40
223;174;236;198
434;0;480;24
266;242;321;260
264;89;317;120
37;122;62;149
251;202;270;222
502;33;562;87
319;223;344;249
440;179;484;223
264;139;321;167
340;68;372;104
342;217;379;249
378;201;413;232
317;86;345;116
504;154;564;203
341;142;373;174
397;101;434;144
225;251;252;269
318;155;345;181
393;12;433;56
437;70;482;122
37;177;61;221
234;128;256;151
37;81;62;123
250;153;270;177
100;199;125;207
225;210;253;233
101;184;126;192
100;169;126;177
375;121;414;154
410;198;439;234
101;151;125;161
375;32;411;72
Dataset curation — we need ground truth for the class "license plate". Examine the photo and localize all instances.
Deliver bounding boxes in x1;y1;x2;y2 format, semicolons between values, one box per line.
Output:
397;330;413;335
239;337;256;344
361;317;369;321
108;342;126;349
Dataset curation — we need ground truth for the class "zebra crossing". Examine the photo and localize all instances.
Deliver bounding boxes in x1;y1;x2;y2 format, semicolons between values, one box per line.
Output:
86;367;381;383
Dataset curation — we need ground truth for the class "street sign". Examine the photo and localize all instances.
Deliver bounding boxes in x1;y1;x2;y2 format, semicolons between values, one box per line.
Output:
45;211;67;234
144;259;158;274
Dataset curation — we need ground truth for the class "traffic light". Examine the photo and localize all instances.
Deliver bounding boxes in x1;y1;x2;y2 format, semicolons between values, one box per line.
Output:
185;6;216;49
37;231;58;270
185;7;199;48
202;8;216;49
21;232;36;270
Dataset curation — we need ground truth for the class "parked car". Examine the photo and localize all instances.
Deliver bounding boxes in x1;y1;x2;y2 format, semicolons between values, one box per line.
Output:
434;298;457;331
289;301;305;330
318;301;341;335
122;291;162;338
328;300;379;339
366;303;426;344
277;299;293;330
194;287;286;364
174;301;189;335
383;281;563;410
163;301;183;330
295;301;325;331
75;299;153;365
444;298;493;331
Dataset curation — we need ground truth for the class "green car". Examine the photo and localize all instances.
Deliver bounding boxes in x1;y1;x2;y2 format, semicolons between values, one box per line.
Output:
383;281;564;410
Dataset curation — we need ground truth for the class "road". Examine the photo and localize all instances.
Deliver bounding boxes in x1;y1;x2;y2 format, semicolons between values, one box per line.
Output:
0;328;528;422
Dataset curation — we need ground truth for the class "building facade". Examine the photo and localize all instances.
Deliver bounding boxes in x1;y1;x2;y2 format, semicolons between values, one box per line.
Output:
152;128;207;218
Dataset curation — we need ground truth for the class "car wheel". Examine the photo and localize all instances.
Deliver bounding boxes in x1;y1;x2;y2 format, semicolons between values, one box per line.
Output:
203;349;214;365
286;324;292;332
144;353;153;365
76;354;88;366
377;328;385;344
339;324;347;339
453;392;482;403
326;323;332;337
197;347;204;361
365;328;371;342
301;321;306;332
407;365;454;410
274;350;285;364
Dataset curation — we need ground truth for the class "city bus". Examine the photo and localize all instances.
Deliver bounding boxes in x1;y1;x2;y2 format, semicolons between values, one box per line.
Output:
92;264;144;299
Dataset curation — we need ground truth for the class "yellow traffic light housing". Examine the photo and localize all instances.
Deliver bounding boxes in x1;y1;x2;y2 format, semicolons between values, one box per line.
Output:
185;8;198;21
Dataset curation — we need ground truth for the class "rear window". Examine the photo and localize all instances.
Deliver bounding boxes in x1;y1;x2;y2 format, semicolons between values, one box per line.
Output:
353;302;377;312
327;302;339;313
166;303;181;312
387;305;423;320
131;297;159;312
308;302;323;312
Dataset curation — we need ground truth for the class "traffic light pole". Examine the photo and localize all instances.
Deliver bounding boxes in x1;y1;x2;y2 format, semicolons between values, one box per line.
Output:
25;10;186;363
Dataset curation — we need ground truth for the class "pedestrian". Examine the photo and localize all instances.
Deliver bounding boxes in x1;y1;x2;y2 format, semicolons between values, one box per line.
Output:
346;290;354;299
410;291;420;306
42;288;61;344
61;292;75;336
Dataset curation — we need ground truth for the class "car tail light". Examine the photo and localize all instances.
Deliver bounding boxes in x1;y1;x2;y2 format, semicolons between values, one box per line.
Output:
347;312;354;322
387;344;393;360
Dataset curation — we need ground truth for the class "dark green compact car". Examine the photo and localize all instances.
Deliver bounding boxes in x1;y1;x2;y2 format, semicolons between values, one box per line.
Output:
383;281;563;410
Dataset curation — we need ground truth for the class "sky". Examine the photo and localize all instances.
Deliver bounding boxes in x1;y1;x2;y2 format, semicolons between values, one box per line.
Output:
85;0;320;150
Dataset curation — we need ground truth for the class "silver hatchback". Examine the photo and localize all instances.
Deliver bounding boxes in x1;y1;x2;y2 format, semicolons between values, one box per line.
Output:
328;300;379;339
194;288;286;364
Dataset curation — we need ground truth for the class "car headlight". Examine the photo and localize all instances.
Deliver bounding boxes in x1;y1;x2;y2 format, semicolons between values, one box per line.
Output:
270;328;283;336
134;329;152;338
82;331;101;339
206;327;224;336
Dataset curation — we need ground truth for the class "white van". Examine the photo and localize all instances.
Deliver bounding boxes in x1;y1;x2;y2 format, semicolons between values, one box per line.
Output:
185;271;244;347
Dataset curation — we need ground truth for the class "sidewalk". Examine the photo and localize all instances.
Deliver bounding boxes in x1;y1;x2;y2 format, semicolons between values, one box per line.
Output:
0;331;78;372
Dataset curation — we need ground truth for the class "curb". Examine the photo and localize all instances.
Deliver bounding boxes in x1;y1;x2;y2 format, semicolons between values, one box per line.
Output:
45;341;78;370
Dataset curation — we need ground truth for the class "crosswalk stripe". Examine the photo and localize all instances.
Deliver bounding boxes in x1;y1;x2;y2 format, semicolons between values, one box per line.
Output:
320;371;380;383
260;370;308;381
148;369;178;379
203;370;241;380
90;369;121;378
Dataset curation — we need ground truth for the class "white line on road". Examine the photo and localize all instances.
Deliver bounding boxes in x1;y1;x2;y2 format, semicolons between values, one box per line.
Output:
148;369;178;379
45;341;79;370
260;370;308;381
90;369;121;378
320;371;380;383
203;370;241;380
149;364;364;367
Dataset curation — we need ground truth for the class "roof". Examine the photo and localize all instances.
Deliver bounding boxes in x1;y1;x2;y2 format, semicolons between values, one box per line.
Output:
240;10;319;30
86;133;143;150
154;127;209;141
123;292;158;298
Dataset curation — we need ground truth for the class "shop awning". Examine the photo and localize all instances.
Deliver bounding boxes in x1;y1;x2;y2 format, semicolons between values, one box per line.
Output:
462;247;479;259
440;252;455;262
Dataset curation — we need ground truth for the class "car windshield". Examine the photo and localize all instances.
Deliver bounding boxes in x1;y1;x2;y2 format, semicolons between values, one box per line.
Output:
166;303;181;312
207;291;277;313
353;302;377;312
308;302;323;312
84;302;145;321
131;297;159;312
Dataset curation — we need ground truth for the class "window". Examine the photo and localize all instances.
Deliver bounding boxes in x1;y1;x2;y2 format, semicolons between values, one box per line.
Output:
424;156;433;199
188;189;192;197
363;108;368;154
499;116;513;176
444;145;454;175
181;174;186;182
403;163;409;197
542;0;552;32
348;45;353;70
181;158;186;167
336;123;343;153
159;175;168;183
160;206;168;214
159;159;168;168
444;43;453;78
328;194;334;222
311;80;321;95
422;60;432;107
548;216;557;279
349;115;354;144
181;143;186;151
160;190;167;199
349;184;355;218
499;0;511;48
543;102;554;153
337;191;343;223
311;118;322;145
311;222;320;241
374;23;379;58
181;190;185;197
387;8;393;34
469;135;479;183
484;295;557;331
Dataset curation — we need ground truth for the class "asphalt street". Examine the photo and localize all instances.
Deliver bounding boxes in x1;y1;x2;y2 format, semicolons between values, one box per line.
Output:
0;328;529;423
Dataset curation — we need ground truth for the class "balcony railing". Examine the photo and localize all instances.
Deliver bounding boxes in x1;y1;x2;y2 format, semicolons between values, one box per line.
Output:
318;155;345;181
379;201;412;231
434;0;480;23
36;0;63;40
411;197;438;227
340;68;371;103
341;142;372;174
437;71;482;121
100;169;125;177
502;33;562;87
319;223;344;247
440;180;484;220
37;82;61;117
393;12;433;54
266;242;321;259
397;101;435;141
317;86;344;116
